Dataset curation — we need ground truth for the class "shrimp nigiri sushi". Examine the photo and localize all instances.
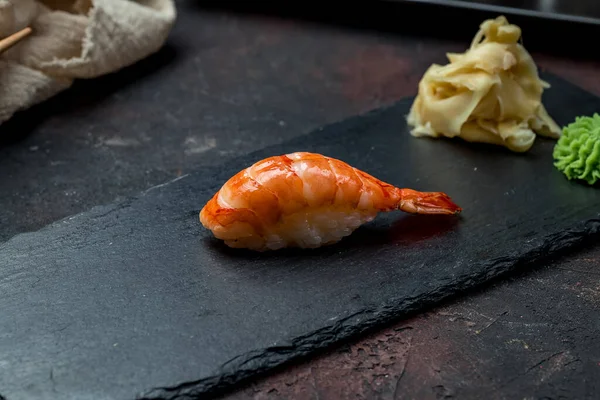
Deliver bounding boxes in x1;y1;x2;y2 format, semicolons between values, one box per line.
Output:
200;152;461;251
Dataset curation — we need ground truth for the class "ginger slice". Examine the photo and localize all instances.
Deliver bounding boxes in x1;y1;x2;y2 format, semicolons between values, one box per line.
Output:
407;16;560;153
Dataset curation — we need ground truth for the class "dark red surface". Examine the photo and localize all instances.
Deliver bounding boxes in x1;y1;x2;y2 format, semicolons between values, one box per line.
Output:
2;2;600;399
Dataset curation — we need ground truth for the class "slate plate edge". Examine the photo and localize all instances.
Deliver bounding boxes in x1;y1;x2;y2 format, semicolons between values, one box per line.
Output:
131;218;600;400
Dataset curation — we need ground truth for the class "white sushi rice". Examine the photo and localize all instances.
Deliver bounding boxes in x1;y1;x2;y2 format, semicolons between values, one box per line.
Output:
225;207;377;251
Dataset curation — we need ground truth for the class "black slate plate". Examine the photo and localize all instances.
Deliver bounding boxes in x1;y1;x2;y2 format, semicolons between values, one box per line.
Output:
1;73;600;400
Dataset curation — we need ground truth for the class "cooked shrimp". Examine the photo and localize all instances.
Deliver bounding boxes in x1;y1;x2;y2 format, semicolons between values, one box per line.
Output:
200;152;461;251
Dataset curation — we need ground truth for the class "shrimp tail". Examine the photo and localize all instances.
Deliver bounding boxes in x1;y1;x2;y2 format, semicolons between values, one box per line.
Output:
397;188;462;215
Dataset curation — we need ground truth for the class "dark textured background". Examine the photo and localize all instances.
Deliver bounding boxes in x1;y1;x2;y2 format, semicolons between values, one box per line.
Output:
2;1;600;399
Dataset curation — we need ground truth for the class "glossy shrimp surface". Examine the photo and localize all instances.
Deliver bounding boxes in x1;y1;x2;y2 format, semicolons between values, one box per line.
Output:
200;152;461;251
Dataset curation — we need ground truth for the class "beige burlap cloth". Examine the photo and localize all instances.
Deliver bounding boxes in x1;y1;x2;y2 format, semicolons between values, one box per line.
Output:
0;0;176;124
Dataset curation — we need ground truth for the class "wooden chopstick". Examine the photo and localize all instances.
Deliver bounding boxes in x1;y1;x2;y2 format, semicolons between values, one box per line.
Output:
0;27;32;54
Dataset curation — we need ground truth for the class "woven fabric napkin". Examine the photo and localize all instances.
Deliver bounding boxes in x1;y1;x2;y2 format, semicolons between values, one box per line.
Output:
0;0;176;124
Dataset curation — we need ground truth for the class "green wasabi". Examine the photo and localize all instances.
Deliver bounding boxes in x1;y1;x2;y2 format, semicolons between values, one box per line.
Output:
553;113;600;185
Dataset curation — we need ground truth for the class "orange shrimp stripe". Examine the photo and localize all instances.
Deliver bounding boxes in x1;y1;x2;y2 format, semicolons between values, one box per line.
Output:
199;152;403;233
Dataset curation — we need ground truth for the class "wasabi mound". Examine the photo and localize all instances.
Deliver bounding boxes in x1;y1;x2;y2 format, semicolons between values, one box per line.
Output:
553;114;600;185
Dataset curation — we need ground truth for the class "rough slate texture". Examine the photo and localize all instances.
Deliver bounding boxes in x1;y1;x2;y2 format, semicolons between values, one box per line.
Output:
2;74;600;400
